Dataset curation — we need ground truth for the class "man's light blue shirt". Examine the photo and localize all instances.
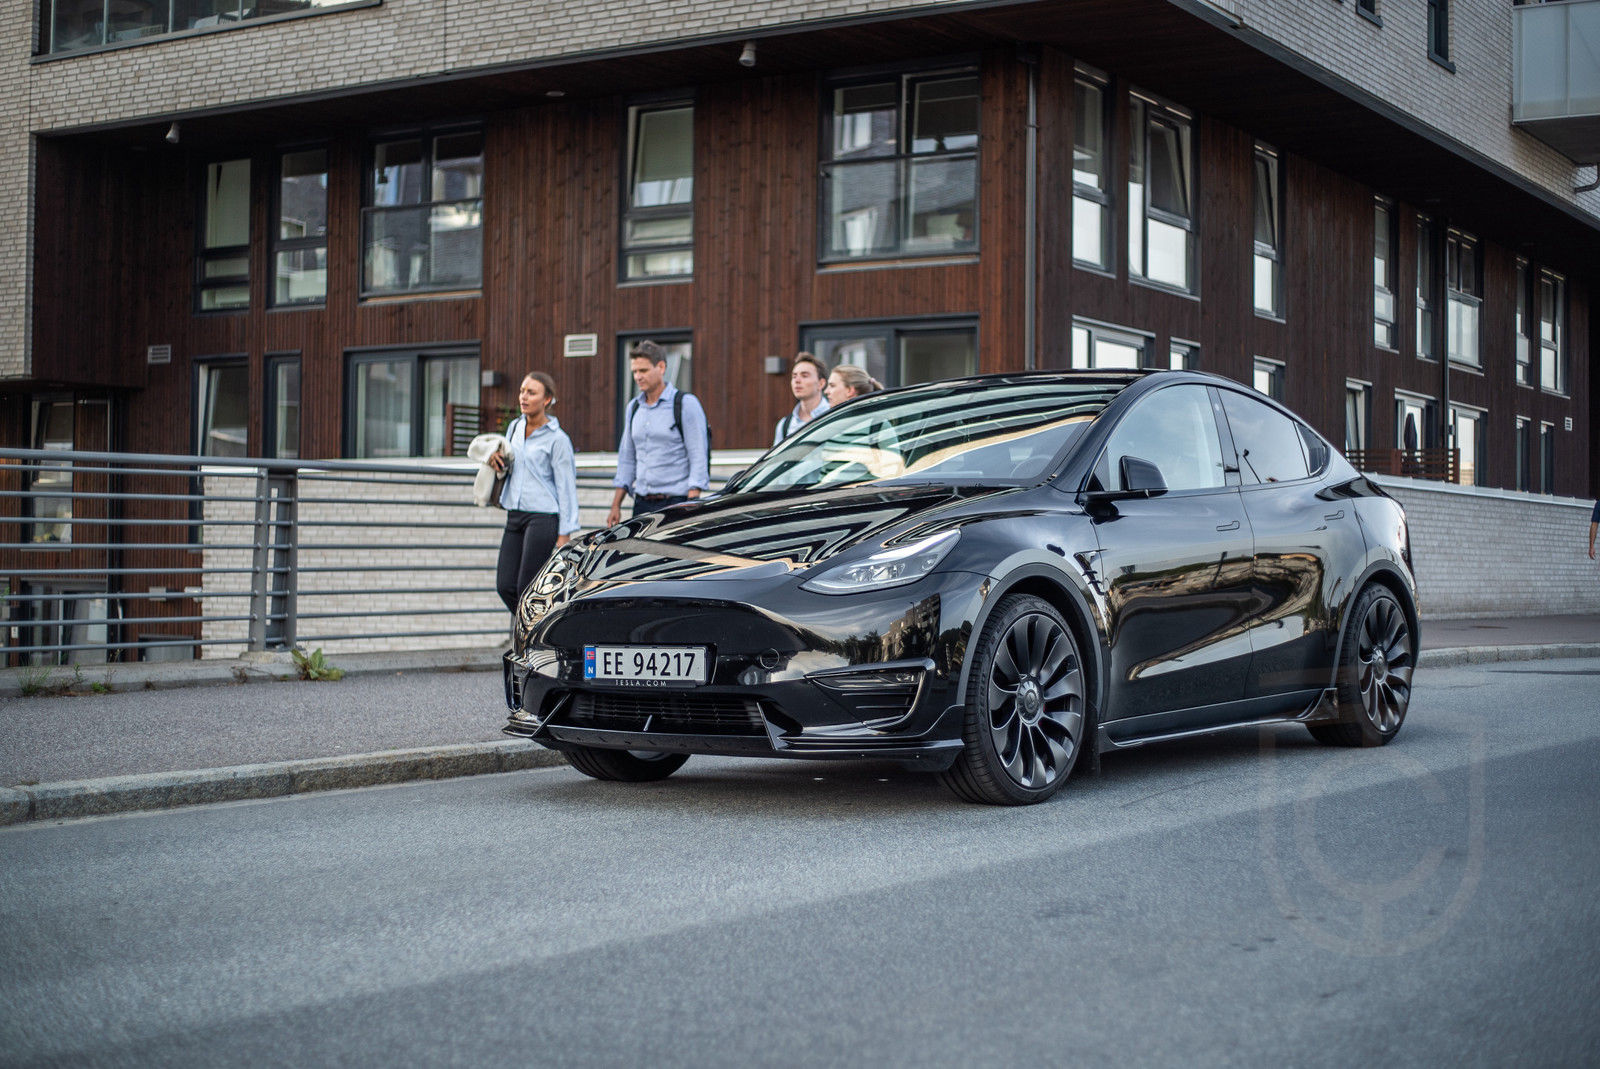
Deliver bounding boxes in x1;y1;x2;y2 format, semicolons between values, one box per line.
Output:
774;396;830;445
613;384;710;496
499;415;581;535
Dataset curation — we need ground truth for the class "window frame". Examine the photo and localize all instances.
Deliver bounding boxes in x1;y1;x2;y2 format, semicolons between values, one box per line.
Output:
1539;421;1555;494
1252;142;1284;320
1374;198;1398;349
26;395;76;545
1070;318;1151;371
271;145;329;308
264;352;301;460
1072;64;1114;274
1514;415;1532;492
1345;379;1372;454
196;157;252;314
620;97;696;284
800;316;979;389
1415;214;1440;361
343;346;481;458
35;0;377;58
1357;0;1382;27
1447;402;1485;486
1252;356;1285;402
1169;338;1200;371
817;62;981;265
360;124;485;298
193;355;250;457
1128;90;1197;295
1427;0;1454;69
1514;257;1534;388
1538;268;1567;396
1395;390;1438;451
1444;228;1481;369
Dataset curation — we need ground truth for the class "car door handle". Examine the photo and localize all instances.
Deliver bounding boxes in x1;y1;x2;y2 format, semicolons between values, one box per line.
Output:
1216;520;1240;532
1323;510;1345;521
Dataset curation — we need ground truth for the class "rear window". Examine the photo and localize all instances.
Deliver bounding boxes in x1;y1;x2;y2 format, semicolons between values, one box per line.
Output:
1219;389;1310;484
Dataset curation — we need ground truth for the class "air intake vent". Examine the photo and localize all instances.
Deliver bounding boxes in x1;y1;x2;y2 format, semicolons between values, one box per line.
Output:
567;691;766;736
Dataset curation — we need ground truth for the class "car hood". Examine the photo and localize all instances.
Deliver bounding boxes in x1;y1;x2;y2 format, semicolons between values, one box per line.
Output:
575;483;1016;586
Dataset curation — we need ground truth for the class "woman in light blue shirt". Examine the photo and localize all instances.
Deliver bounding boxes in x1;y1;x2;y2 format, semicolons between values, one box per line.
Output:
492;372;581;612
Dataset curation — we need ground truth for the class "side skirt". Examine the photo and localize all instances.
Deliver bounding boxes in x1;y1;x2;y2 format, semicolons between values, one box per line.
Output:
1097;688;1338;752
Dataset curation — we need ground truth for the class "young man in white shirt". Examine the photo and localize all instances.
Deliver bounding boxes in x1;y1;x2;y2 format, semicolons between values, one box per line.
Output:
774;352;830;444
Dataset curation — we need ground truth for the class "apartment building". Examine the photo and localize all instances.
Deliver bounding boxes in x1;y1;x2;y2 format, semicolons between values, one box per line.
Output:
3;0;1596;496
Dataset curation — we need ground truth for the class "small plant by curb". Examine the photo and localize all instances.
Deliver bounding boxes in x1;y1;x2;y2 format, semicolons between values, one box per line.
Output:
291;647;345;681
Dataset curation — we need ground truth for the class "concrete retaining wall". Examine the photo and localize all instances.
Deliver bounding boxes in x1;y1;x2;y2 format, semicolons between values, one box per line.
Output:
1374;476;1600;619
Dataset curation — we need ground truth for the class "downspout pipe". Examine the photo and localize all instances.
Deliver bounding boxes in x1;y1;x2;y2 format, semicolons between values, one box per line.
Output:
1022;46;1039;370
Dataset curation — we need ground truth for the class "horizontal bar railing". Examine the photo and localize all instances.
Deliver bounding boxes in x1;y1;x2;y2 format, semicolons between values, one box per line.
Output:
1;446;524;666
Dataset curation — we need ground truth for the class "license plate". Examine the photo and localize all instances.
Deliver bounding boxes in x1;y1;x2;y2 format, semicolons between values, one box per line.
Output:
584;645;708;686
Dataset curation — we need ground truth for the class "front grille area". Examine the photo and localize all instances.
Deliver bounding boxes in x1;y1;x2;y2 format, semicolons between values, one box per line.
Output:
565;691;766;737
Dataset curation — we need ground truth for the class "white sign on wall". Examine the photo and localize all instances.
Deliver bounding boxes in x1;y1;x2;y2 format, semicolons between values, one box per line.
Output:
563;334;598;358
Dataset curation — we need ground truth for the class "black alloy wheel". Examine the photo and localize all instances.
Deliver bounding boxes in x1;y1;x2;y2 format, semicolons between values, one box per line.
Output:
563;745;690;782
1309;584;1414;747
942;594;1087;805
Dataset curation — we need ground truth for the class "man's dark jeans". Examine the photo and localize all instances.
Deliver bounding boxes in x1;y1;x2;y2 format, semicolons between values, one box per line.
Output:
631;493;689;517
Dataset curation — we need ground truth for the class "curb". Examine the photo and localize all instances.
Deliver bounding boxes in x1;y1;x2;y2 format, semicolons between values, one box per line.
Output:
0;739;565;827
1417;643;1600;668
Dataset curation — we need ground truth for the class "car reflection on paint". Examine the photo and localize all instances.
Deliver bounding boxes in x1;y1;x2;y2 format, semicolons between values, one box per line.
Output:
503;370;1417;805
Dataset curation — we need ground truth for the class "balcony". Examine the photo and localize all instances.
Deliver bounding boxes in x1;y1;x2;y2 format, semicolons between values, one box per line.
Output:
1513;0;1600;163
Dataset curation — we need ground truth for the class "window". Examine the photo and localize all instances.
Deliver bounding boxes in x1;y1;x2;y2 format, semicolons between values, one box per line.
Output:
1374;199;1397;348
1396;393;1437;451
1101;385;1227;492
196;358;249;456
1514;416;1532;492
273;148;328;306
1345;381;1371;453
820;67;979;262
1539;422;1555;493
38;0;370;56
622;103;694;281
1448;404;1483;485
346;349;479;458
1539;269;1566;393
1252;357;1284;402
1445;229;1480;367
1252;144;1283;318
1129;91;1195;292
619;334;693;429
1415;215;1439;360
1357;0;1380;24
1072;67;1113;271
198;159;250;311
1169;340;1200;370
363;127;483;296
1428;0;1451;66
1514;259;1534;387
28;399;75;543
802;320;977;388
266;354;301;459
1071;320;1148;369
1220;389;1310;484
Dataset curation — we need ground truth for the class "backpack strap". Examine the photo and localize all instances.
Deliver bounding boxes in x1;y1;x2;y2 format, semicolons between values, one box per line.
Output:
671;391;687;444
781;412;792;439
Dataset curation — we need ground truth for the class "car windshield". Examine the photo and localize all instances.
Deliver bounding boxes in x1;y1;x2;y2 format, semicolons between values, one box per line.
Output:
731;378;1125;493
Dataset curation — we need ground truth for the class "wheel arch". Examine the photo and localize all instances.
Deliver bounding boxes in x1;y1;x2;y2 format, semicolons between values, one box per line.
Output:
1327;562;1421;689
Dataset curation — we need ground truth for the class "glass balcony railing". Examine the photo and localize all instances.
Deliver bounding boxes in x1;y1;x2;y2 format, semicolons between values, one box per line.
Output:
1513;0;1600;162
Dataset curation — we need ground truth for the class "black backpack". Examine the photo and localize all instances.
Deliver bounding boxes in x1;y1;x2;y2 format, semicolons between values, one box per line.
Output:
628;390;712;453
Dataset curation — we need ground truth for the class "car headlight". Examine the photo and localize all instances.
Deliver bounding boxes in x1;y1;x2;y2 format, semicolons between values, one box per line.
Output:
802;529;960;595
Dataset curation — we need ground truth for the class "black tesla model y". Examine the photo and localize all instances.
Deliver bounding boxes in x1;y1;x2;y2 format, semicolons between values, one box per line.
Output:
503;370;1417;804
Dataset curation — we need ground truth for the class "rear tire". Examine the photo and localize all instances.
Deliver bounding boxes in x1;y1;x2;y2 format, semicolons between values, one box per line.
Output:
1308;583;1414;748
940;594;1087;805
562;745;689;782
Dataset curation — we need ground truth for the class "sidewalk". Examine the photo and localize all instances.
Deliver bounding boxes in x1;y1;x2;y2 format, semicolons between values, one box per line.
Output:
3;615;1599;826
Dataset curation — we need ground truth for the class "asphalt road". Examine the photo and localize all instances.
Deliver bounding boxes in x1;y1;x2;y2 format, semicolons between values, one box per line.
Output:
3;658;1598;1068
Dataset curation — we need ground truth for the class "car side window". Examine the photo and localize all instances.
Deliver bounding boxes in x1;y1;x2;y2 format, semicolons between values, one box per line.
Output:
1219;389;1310;484
1099;385;1228;492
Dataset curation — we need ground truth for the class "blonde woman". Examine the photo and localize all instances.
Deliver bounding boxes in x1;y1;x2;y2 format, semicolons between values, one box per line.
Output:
491;372;579;612
824;364;884;408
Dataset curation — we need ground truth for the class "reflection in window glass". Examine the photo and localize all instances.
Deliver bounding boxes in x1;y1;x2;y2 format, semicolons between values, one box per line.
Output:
1251;358;1283;402
803;322;974;389
353;360;413;459
275;148;328;306
1539;270;1566;393
364;129;483;295
1252;145;1281;317
1102;385;1225;492
1514;417;1531;492
900;330;975;385
1345;382;1370;453
1374;200;1396;348
1073;70;1112;270
1071;321;1146;369
199;159;250;311
1169;341;1199;371
1449;405;1482;486
269;358;300;460
1221;389;1308;484
737;380;1121;493
30;400;75;543
1416;215;1438;359
1129;93;1195;291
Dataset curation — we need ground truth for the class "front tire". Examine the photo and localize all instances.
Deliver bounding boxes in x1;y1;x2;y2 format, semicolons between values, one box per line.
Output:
941;594;1088;805
1308;583;1414;748
562;745;689;782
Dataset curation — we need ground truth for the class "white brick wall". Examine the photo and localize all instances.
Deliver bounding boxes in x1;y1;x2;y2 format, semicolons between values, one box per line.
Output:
1374;475;1600;618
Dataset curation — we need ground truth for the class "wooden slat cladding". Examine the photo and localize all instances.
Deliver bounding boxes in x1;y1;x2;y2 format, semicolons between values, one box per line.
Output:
16;49;1594;497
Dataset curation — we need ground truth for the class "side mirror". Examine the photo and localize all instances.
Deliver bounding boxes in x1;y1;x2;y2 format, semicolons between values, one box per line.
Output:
1119;455;1167;494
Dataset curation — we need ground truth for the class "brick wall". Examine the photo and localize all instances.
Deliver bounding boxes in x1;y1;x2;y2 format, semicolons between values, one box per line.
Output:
1374;475;1600;619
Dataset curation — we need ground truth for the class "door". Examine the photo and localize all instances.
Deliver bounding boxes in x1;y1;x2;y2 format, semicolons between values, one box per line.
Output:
1086;384;1256;736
